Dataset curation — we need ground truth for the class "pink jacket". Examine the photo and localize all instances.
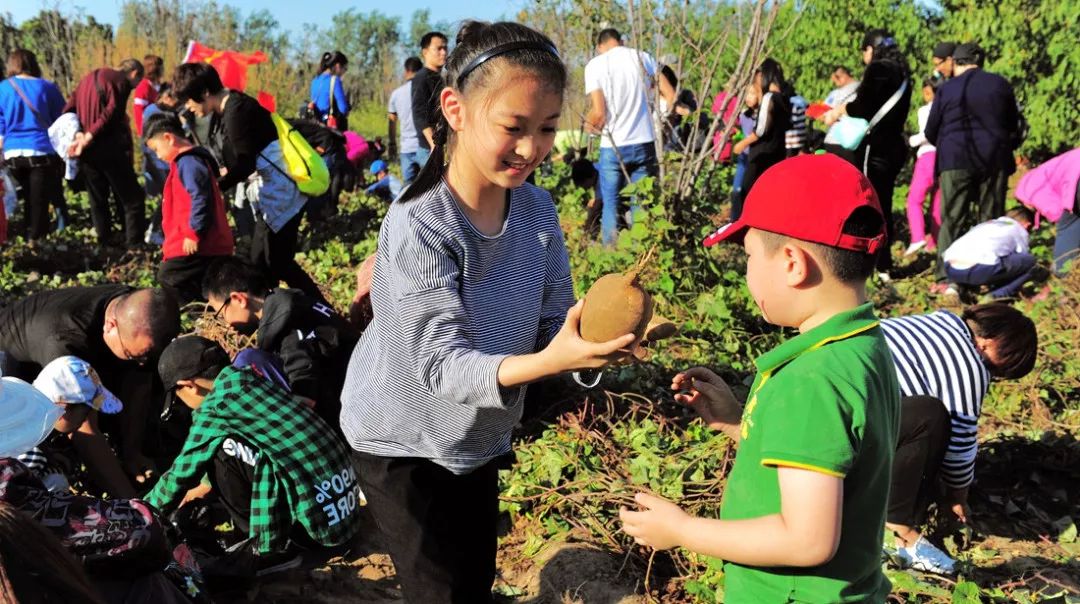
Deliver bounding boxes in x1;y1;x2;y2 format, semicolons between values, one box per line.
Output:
1016;148;1080;222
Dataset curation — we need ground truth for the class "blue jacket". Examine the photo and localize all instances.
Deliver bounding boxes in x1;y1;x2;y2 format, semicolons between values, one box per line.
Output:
309;73;349;118
0;77;66;155
925;68;1021;174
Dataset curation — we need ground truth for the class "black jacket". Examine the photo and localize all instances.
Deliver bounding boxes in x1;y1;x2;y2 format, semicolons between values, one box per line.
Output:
845;60;910;161
925;68;1020;174
410;67;442;150
213;91;279;191
257;289;357;406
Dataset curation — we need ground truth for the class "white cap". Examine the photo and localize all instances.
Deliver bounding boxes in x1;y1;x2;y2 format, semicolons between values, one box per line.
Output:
0;377;63;457
33;356;123;414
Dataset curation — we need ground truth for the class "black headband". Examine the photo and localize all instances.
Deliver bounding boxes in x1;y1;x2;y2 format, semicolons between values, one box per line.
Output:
456;40;560;88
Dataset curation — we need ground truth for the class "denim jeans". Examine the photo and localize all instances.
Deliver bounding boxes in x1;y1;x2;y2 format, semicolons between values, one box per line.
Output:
415;147;431;172
598;142;658;246
1054;210;1079;275
945;252;1037;298
731;152;748;217
400;151;421;185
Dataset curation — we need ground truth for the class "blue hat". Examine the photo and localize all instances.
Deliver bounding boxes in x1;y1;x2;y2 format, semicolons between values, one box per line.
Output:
33;356;123;414
370;159;387;175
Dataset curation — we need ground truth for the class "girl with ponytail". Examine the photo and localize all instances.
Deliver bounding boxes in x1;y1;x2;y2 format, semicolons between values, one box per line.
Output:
309;50;349;129
340;21;634;603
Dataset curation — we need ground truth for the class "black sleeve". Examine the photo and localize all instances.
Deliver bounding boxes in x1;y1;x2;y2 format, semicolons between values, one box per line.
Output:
845;62;895;120
411;71;435;133
277;330;320;401
1003;82;1022;150
218;97;262;191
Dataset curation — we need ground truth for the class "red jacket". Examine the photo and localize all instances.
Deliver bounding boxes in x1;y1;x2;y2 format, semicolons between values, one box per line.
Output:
162;147;234;261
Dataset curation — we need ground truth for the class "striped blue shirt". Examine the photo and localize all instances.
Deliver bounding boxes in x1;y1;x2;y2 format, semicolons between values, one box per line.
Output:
881;311;990;488
340;180;575;474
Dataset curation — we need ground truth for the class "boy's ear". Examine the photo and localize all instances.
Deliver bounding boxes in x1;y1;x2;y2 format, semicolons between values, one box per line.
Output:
442;87;465;132
782;242;815;288
230;291;249;308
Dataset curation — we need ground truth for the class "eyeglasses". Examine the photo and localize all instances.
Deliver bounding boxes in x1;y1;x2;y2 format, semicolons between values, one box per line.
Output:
212;298;231;322
115;323;150;366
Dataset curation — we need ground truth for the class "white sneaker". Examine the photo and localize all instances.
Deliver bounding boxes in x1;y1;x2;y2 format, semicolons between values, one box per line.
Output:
876;272;892;283
904;241;927;256
897;536;956;575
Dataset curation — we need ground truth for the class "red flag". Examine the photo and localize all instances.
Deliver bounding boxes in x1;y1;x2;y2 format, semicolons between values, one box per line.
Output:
257;91;277;113
183;41;267;91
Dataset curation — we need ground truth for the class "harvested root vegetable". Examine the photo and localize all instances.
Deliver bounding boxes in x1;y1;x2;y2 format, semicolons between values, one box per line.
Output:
580;269;654;343
644;314;678;342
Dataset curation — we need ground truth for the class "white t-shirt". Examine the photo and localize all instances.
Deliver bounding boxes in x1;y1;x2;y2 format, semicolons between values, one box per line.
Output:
388;80;419;154
943;217;1030;268
584;46;657;148
908;103;936;157
824;81;860;107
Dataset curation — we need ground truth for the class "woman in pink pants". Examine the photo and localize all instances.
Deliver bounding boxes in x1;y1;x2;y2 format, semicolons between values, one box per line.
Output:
905;78;943;256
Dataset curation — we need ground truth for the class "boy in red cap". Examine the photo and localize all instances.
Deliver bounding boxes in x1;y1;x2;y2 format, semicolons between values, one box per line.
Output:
620;153;900;602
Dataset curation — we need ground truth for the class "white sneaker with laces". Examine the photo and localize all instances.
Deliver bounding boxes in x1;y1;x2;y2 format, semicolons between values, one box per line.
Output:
897;536;956;575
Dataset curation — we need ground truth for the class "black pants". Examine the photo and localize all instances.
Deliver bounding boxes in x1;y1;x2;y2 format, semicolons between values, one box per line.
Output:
158;254;229;306
888;395;952;526
250;211;327;305
7;154;65;240
81;147;147;247
211;436;260;535
936;167;1009;280
861;149;904;273
352;452;501;604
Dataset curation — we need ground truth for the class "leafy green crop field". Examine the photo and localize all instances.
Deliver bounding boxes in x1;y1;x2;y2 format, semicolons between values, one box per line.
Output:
2;159;1076;603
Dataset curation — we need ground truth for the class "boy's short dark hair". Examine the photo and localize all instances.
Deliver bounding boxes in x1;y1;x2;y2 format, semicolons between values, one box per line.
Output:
962;303;1037;379
597;28;621;46
1006;206;1034;224
172;62;224;104
202;257;272;301
142;112;186;143
758;206;884;284
420;31;446;50
118;58;144;79
833;65;851;77
570;158;598;188
404;56;422;73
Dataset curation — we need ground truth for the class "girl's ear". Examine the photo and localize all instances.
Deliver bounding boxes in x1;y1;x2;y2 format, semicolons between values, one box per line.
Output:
442;86;466;133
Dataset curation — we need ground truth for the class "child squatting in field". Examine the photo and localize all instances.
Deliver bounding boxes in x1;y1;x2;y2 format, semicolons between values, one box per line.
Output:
620;153;901;603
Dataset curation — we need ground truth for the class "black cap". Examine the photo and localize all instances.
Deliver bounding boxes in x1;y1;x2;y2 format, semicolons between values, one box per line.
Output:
952;42;984;65
933;41;957;59
158;336;230;388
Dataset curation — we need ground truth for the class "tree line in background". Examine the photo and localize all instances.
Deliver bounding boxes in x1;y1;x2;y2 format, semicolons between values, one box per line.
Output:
2;0;1078;161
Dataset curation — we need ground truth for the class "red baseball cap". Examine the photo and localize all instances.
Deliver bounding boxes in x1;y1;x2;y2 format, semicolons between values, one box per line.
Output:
704;153;886;254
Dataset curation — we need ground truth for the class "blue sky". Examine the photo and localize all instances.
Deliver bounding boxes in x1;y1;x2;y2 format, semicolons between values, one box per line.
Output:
6;0;512;35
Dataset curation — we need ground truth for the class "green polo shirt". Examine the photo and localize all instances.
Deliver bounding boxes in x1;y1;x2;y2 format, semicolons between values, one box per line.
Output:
719;303;900;603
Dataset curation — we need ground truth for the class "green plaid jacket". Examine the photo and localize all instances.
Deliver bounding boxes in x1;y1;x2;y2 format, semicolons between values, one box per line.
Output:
147;366;362;553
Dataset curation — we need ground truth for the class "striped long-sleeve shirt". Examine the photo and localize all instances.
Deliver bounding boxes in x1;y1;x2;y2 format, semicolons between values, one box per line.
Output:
881;311;990;488
340;180;576;474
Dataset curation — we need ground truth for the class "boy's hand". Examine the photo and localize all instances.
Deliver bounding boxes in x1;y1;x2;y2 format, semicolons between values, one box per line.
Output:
619;492;688;550
587;197;598;209
180;483;212;507
182;238;199;255
540;300;636;373
672;367;742;432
